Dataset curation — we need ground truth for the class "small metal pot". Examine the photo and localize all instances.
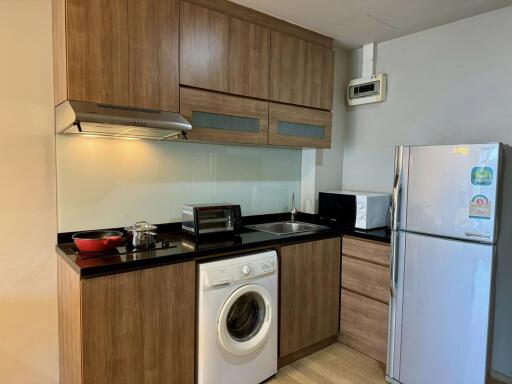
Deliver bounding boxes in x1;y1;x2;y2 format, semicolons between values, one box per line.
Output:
124;221;158;249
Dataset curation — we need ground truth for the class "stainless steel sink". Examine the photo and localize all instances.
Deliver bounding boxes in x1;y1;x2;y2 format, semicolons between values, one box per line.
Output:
246;221;328;235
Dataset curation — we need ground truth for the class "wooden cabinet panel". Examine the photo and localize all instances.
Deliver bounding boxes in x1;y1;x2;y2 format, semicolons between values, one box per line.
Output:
229;18;270;99
342;256;389;303
270;31;305;105
81;262;195;384
66;0;129;105
128;0;179;111
57;257;82;384
280;238;341;359
268;102;332;148
340;289;388;363
180;1;229;92
304;42;334;110
180;87;269;145
343;236;390;267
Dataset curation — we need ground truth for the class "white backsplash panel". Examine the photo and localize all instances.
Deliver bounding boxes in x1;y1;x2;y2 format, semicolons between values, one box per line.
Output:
57;135;301;232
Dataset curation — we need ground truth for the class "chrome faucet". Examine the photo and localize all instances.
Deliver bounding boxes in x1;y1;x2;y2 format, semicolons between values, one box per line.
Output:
290;193;298;222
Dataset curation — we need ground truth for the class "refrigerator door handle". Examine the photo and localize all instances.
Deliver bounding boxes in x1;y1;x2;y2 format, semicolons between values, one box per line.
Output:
390;146;404;298
390;230;398;297
391;146;404;231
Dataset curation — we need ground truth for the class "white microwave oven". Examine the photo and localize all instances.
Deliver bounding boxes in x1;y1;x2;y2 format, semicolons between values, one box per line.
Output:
318;191;390;230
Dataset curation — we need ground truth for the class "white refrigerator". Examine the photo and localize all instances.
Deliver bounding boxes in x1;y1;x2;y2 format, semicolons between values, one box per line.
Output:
386;143;512;384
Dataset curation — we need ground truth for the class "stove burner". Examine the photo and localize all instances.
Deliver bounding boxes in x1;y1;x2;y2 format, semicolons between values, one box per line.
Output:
76;239;175;258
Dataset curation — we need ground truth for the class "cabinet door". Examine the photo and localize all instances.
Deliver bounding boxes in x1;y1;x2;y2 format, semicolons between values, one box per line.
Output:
81;262;195;384
268;102;332;148
229;18;270;99
180;87;269;145
128;0;179;111
270;31;305;105
180;1;229;92
280;238;341;359
304;42;334;110
340;289;388;363
66;0;129;105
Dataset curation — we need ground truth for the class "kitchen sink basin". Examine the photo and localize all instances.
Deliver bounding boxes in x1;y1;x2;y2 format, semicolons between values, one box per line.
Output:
246;221;328;235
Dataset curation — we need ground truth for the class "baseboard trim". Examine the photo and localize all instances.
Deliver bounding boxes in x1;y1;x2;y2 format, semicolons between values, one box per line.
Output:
278;335;338;368
490;371;512;384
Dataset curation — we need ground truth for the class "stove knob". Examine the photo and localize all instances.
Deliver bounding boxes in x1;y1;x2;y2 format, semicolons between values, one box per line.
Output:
242;265;251;276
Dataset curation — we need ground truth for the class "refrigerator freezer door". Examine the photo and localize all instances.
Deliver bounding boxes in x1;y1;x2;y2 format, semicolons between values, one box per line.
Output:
405;143;500;243
399;232;493;384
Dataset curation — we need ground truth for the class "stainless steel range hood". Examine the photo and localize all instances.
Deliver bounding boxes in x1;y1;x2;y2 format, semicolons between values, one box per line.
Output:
55;100;192;140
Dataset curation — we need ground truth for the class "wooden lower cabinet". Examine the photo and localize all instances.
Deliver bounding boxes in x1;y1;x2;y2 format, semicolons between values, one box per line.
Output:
58;259;196;384
279;237;341;363
340;289;388;363
341;256;389;303
268;102;332;148
340;236;390;365
180;87;269;145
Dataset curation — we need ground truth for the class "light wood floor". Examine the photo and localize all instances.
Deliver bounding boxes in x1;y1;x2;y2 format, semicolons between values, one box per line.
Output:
268;343;387;384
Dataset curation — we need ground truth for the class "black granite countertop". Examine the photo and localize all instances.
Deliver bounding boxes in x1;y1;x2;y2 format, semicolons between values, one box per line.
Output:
56;213;390;278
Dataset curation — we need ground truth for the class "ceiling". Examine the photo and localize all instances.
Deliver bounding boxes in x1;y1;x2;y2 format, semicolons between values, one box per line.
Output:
230;0;512;48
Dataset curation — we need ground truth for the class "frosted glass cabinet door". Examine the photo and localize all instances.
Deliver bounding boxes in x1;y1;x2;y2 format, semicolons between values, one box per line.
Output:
180;87;269;145
268;102;332;148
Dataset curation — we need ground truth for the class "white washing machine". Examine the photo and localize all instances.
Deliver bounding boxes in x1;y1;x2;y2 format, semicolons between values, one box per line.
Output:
197;250;278;384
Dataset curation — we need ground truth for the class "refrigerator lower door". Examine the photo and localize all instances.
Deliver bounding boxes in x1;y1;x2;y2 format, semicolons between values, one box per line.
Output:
404;143;500;243
399;232;493;384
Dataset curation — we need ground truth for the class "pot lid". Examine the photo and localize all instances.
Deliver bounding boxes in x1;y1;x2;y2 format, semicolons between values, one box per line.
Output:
125;221;157;232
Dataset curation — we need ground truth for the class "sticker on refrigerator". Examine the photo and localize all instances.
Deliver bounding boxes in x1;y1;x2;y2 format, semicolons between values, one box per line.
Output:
471;167;493;186
469;195;491;219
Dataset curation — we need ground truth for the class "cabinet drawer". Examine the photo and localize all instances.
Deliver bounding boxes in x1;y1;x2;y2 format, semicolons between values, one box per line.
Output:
341;256;389;303
268;102;331;148
343;236;390;266
180;87;269;145
340;289;388;363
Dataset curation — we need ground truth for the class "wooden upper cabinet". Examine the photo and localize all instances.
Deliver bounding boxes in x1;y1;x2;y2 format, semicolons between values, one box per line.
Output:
270;31;305;105
180;1;229;92
66;0;129;106
54;0;180;111
128;0;179;111
180;87;269;145
229;18;270;99
280;238;341;361
268;102;332;148
304;42;334;110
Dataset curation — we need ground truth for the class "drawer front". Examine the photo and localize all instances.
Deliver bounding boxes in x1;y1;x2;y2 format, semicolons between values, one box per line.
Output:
343;236;390;266
341;256;389;303
340;289;388;363
180;87;269;145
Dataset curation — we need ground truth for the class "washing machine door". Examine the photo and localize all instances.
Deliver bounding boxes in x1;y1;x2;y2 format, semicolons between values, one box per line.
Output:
218;284;273;356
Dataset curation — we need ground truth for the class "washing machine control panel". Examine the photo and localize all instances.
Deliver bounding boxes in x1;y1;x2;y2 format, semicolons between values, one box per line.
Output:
205;256;277;287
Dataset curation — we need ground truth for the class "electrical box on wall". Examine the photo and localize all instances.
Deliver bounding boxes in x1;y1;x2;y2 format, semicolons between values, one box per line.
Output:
347;74;387;106
347;42;387;106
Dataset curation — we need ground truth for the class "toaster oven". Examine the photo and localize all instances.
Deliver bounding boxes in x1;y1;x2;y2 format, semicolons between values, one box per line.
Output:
182;204;242;238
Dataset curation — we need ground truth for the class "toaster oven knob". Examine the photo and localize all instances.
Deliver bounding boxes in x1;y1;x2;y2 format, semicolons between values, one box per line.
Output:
242;265;251;276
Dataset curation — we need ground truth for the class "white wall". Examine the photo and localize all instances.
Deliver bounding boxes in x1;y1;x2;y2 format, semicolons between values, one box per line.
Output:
344;5;512;194
345;6;512;378
0;1;58;383
301;47;349;212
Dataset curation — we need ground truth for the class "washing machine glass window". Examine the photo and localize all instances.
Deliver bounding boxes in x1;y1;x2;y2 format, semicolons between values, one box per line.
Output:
218;284;272;356
227;291;266;342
